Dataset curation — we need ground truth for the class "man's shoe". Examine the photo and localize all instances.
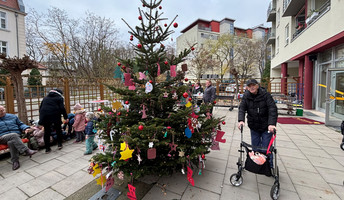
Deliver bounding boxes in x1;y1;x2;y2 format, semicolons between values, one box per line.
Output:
84;152;92;155
45;148;52;154
25;149;38;158
12;161;20;170
58;145;63;150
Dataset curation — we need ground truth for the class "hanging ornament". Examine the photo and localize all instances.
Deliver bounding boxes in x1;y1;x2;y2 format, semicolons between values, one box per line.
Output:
148;142;154;148
191;47;195;51
117;62;121;66
163;92;168;97
164;61;168;65
164;23;167;27
194;104;200;113
173;22;178;28
185;101;192;108
159;6;162;9
206;112;212;119
172;92;178;100
157;62;161;76
213;100;217;104
124;73;133;86
96;175;106;186
183;92;188;98
185;127;192;138
188;97;192;101
181;64;188;72
141;104;147;119
139;72;146;80
92;163;101;177
211;136;220;150
149;80;153;84
117;171;124;180
125;101;129;105
138;125;144;131
187;166;194;186
138;16;142;20
147;148;156;159
179;150;185;157
215;130;226;143
127;184;137;200
222;121;226;125
137;44;142;48
185;78;188;82
112;101;123;110
113;66;123;79
170;65;176;77
145;82;153;93
105;176;114;192
137;154;142;164
119;142;134;160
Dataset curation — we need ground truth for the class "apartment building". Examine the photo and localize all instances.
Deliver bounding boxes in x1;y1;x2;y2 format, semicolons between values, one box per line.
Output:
0;0;26;57
176;18;268;80
267;0;344;119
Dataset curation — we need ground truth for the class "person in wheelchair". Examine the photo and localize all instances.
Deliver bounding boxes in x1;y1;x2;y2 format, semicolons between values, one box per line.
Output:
0;106;38;170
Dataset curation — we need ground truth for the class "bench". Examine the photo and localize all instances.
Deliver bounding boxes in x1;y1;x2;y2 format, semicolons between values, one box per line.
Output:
0;138;29;155
216;95;236;111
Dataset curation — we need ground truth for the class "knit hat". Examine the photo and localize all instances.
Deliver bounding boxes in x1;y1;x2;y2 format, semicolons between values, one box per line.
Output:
86;112;95;120
74;103;82;110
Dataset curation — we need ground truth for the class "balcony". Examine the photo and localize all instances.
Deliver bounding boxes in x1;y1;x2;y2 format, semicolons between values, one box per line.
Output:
267;31;276;45
267;1;276;22
282;0;305;17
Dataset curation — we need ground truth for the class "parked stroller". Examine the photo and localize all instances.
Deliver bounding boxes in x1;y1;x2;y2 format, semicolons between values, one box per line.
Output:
230;125;280;200
340;121;344;151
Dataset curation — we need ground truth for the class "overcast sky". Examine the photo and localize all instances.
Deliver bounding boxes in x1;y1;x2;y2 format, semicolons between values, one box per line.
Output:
25;0;271;41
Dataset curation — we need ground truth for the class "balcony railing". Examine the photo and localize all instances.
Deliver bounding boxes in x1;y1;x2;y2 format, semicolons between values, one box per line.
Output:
267;31;276;45
267;1;276;22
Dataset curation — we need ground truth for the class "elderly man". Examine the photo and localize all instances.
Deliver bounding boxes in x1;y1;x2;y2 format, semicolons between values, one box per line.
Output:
0;106;37;170
202;80;216;113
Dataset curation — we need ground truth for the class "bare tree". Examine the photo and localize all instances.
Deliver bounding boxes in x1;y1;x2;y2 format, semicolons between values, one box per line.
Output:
255;39;268;78
0;54;38;124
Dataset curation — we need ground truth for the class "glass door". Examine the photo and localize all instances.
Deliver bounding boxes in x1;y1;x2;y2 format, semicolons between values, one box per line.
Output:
332;72;344;118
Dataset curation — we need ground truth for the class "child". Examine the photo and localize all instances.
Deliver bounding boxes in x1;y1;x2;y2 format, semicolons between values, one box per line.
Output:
63;113;75;139
72;103;86;143
30;120;53;149
84;112;98;155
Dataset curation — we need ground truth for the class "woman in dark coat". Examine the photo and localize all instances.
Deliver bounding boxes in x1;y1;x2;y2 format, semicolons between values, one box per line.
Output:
39;89;67;153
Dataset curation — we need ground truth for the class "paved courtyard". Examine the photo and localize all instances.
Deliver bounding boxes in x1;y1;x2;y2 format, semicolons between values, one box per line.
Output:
0;107;343;200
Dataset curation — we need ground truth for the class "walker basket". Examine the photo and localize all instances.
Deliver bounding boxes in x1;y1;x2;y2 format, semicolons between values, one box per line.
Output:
245;151;272;176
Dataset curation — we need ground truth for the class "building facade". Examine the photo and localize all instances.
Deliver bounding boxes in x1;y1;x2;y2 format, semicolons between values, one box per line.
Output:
0;0;26;57
176;18;268;80
267;0;344;119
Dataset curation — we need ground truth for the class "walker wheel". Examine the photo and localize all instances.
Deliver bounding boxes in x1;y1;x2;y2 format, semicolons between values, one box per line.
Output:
270;182;280;200
340;142;344;151
230;173;243;187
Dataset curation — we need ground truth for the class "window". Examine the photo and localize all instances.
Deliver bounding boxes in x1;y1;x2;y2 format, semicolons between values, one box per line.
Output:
277;9;280;27
0;41;7;55
276;36;279;54
285;24;289;45
0;11;6;29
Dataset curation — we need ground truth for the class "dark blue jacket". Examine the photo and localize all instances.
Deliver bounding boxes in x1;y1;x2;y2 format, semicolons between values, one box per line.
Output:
0;114;29;137
85;119;96;136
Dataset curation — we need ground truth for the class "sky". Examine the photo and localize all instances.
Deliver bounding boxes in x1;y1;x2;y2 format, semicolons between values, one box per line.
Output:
24;0;271;41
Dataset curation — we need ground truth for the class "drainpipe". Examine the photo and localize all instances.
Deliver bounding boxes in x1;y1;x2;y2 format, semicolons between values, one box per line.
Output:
15;12;19;57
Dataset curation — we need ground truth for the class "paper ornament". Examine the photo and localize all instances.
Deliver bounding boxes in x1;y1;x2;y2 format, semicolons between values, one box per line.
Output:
92;163;101;177
137;154;142;164
96;175;106;186
87;165;94;174
127;184;137;200
117;171;124;180
170;65;176;77
141;104;147;119
187;166;195;186
180;97;187;105
211;141;220;150
124;73;132;86
172;92;178;100
157;62;161;76
185;127;192;138
129;85;136;90
112;101;123;110
179;150;185;157
215;130;226;143
168;143;178;157
206;112;212;119
139;72;146;80
147;148;156;159
163;92;168;97
185;101;192;107
113;66;123;79
105;176;115;192
119;142;134;160
148;142;154;148
194;105;200;113
145;82;153;93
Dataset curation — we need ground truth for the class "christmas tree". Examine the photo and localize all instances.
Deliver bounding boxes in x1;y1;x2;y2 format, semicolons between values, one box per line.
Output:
91;0;224;182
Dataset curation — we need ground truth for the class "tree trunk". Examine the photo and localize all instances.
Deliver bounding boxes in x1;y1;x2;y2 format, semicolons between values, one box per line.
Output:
11;71;28;124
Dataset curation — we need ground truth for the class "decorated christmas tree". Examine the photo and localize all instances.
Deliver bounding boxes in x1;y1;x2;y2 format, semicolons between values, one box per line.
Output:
90;0;225;188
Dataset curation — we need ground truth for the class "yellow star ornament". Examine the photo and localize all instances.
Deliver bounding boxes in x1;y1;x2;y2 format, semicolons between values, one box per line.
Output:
119;142;134;160
185;101;192;108
92;163;101;177
112;101;123;110
96;175;106;186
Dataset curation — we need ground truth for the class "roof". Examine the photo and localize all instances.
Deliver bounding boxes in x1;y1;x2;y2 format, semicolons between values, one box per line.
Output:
180;17;236;33
0;0;25;13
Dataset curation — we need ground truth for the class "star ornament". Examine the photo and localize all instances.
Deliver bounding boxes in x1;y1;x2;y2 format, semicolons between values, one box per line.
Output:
112;101;123;110
179;150;185;157
163;92;168;97
120;142;134;160
96;175;106;186
92;163;101;177
169;143;178;151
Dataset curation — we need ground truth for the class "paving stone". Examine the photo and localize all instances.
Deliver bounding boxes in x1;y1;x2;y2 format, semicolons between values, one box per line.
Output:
141;185;181;200
0;187;28;200
258;183;300;200
332;155;344;167
322;146;344;156
0;171;34;194
54;158;88;176
287;168;331;191
30;150;65;164
55;149;85;163
287;134;311;141
329;184;344;200
316;167;344;185
204;157;227;174
298;146;332;159
51;170;94;197
0;159;38;178
26;159;65;177
312;139;340;147
294;184;340;200
138;174;160;185
280;155;317;173
182;185;220;200
293;139;321;149
277;140;299;149
277;147;307;159
226;155;240;169
28;188;65;200
220;184;258;200
207;149;229;161
306;155;343;171
158;173;189;195
192;169;224;194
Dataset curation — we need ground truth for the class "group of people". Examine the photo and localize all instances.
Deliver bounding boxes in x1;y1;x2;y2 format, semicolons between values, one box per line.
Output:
0;89;99;170
0;78;277;171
